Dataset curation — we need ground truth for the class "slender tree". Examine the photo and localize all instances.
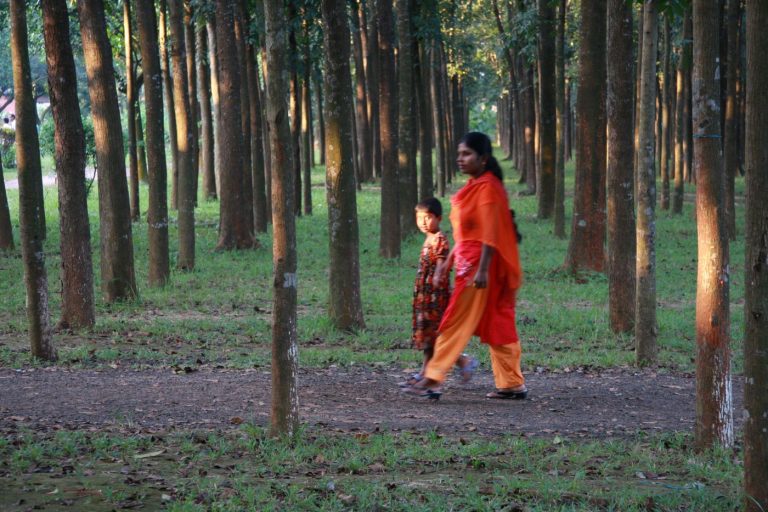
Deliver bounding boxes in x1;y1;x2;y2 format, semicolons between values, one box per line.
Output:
215;0;254;249
247;41;268;234
159;0;179;210
416;34;433;199
673;11;692;215
11;0;55;360
197;21;216;201
744;1;768;507
378;0;400;257
206;17;221;198
553;0;566;239
606;0;635;334
396;0;416;237
322;0;366;331
183;0;199;193
263;0;300;437
537;0;556;219
565;0;607;273
635;0;658;364
79;0;138;302
135;0;171;287
723;0;740;240
693;0;733;450
0;157;13;251
168;0;196;269
351;0;371;183
42;0;95;329
235;0;255;234
660;17;671;211
366;0;382;180
124;0;140;222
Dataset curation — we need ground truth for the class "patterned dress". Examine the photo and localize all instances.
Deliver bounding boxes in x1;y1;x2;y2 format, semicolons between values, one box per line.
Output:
412;231;451;350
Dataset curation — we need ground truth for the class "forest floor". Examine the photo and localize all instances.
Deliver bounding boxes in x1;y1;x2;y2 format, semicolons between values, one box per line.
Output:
0;365;744;438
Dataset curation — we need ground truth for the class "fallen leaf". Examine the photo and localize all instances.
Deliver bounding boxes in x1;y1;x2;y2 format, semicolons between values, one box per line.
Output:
134;449;166;459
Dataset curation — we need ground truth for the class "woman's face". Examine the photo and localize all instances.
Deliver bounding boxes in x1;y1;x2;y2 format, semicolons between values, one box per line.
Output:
457;143;486;177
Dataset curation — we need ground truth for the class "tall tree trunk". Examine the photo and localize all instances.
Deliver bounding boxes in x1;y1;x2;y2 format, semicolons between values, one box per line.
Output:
606;0;635;334
684;9;694;184
135;0;171;287
11;0;55;360
234;1;254;234
352;0;371;183
42;0;95;329
378;0;400;257
660;17;671;210
635;0;658;364
197;21;216;201
743;2;768;507
553;0;566;239
206;18;220;199
168;0;196;270
79;0;138;302
565;0;607;273
396;0;416;237
313;62;326;167
521;60;536;194
673;10;692;214
124;0;139;222
183;1;199;199
416;38;433;200
322;0;366;331
537;0;556;219
288;4;302;216
215;0;254;250
0;157;13;251
135;107;148;183
248;41;268;234
264;0;299;437
693;0;733;450
159;0;179;210
431;41;447;197
366;0;381;180
723;0;740;240
301;39;312;216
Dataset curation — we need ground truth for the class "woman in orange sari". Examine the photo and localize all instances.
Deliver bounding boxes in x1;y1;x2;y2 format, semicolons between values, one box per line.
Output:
404;132;526;400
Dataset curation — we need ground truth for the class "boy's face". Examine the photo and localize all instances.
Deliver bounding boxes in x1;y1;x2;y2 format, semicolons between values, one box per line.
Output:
416;210;441;235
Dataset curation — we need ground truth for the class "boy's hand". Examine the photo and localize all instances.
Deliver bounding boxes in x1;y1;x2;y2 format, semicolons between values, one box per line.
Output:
473;269;489;289
433;261;447;286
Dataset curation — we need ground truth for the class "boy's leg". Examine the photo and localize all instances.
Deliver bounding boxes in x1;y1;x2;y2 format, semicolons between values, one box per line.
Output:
488;342;525;389
423;287;488;384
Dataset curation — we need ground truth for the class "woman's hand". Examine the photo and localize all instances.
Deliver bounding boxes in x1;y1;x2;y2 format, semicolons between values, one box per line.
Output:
473;268;489;289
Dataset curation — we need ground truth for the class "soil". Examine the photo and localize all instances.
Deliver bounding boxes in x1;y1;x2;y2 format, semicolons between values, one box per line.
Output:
0;365;744;438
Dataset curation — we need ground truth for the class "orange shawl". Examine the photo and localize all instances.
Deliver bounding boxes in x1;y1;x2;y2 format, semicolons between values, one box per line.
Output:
441;172;522;345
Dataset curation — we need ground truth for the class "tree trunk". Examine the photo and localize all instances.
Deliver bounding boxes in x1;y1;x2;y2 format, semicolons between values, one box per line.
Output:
606;0;635;334
234;1;254;235
168;0;196;270
431;41;446;197
42;0;95;329
11;0;55;360
197;21;216;201
554;0;566;239
635;0;658;365
565;0;606;274
288;5;302;216
135;0;171;287
693;0;733;450
673;10;692;214
416;37;433;200
322;0;366;331
159;0;179;210
313;62;326;168
0;157;13;251
215;0;254;250
247;41;268;234
206;18;220;199
537;0;556;219
397;0;416;237
301;39;312;216
264;0;300;437
365;1;381;180
743;1;768;507
124;0;140;222
351;1;371;183
79;0;138;302
521;60;536;194
135;107;148;183
378;0;399;257
183;1;199;199
660;17;671;210
723;0;740;240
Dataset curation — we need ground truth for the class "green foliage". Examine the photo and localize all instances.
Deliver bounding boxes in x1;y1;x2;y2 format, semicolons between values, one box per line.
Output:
0;127;14;168
38;114;96;166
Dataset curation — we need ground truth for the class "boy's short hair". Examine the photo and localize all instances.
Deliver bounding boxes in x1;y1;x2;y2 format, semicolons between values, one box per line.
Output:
415;197;442;217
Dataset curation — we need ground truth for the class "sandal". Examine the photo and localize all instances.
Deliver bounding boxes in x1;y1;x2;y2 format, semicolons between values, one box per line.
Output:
398;373;423;388
459;356;479;384
402;385;442;400
486;387;528;400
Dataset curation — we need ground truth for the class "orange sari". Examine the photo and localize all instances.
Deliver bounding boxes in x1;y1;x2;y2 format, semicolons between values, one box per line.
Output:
439;172;522;345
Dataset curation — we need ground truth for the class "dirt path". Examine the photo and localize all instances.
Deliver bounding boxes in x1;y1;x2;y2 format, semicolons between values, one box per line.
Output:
0;366;743;438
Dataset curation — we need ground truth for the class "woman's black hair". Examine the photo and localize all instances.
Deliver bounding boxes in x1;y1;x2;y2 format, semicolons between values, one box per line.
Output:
459;131;503;181
415;197;442;217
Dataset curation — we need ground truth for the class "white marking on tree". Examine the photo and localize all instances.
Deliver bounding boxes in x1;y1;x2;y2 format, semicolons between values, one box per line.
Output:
283;273;297;288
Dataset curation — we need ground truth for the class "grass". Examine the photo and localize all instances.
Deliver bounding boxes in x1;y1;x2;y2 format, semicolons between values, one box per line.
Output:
1;156;749;510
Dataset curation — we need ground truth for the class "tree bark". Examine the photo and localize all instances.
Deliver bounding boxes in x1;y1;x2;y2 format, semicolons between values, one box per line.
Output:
183;1;199;199
247;41;268;234
42;0;95;329
378;0;400;257
168;0;196;270
322;0;366;332
673;10;692;214
743;2;768;507
635;0;658;365
135;0;171;287
124;0;139;222
288;4;302;216
234;0;254;235
197;21;216;201
693;0;733;450
301;36;312;216
416;37;433;200
11;0;55;360
0;157;13;251
159;0;179;211
606;0;635;334
351;0;371;183
365;0;381;180
553;0;566;239
723;0;740;240
206;18;221;199
660;17;671;210
79;0;138;302
537;0;556;219
263;0;300;437
431;41;447;197
215;0;254;250
396;0;416;237
565;0;606;274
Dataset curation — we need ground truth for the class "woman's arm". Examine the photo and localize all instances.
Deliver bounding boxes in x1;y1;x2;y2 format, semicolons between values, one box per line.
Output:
473;244;495;288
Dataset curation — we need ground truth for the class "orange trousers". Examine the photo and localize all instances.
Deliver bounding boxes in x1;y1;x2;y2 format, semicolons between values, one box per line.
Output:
423;285;524;389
